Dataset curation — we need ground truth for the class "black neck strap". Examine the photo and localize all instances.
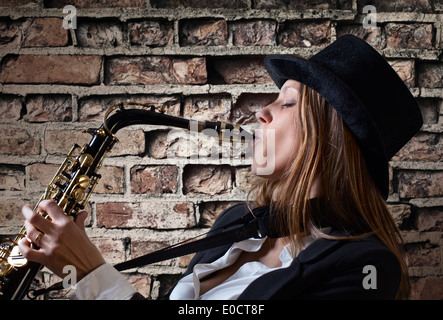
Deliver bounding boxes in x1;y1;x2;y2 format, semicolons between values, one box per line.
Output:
114;205;273;272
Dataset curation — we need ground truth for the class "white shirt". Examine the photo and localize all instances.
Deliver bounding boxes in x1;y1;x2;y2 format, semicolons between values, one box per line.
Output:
72;234;323;300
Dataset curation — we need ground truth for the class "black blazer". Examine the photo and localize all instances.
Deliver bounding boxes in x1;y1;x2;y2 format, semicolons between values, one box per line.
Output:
174;203;402;300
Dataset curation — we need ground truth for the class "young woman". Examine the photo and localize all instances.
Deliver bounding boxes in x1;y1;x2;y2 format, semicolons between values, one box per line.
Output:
19;34;422;300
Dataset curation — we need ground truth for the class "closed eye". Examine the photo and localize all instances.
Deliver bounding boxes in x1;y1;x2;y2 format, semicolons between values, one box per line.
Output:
282;103;296;108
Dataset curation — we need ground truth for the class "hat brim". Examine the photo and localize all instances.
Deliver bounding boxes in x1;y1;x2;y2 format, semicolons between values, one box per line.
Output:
264;54;389;198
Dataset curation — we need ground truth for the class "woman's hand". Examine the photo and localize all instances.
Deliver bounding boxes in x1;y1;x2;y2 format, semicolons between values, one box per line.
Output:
18;199;105;281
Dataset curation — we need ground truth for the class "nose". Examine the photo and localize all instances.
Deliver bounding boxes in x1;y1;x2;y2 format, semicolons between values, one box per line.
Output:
255;104;272;124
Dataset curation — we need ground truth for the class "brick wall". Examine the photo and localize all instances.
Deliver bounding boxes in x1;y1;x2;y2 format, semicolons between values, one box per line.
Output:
0;0;442;300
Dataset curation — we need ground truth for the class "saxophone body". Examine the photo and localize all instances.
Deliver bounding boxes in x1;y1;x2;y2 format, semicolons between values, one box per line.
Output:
0;103;252;300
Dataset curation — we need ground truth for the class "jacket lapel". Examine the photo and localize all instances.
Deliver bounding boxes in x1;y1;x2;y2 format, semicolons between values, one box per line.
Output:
238;233;346;299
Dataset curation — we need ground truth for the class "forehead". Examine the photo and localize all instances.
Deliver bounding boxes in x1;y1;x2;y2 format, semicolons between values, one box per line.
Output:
281;79;302;94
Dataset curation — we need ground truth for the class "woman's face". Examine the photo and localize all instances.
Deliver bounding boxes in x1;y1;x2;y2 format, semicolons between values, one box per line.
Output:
252;80;302;177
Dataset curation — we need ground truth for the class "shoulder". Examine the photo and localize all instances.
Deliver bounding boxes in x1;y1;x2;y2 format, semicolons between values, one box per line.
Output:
299;234;402;299
332;235;401;277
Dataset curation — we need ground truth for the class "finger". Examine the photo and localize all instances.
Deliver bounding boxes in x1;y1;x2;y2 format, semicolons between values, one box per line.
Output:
75;210;88;233
24;220;44;246
38;200;68;223
18;237;46;264
22;205;52;234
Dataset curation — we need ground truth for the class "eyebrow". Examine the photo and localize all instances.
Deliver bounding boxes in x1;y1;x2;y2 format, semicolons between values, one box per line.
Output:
281;86;298;95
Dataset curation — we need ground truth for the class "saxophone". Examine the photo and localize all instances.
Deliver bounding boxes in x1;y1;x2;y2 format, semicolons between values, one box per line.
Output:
0;102;252;300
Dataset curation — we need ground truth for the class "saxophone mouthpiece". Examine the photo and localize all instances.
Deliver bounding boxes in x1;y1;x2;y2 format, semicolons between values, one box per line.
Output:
197;121;254;143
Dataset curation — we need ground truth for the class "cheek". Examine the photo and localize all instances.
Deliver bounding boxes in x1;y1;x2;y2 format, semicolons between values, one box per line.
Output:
251;127;298;177
274;131;298;171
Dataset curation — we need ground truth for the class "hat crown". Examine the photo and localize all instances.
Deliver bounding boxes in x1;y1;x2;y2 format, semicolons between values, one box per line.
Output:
309;35;422;159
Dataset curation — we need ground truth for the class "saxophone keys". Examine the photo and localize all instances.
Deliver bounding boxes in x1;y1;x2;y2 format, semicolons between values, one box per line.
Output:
79;153;93;168
6;246;27;268
73;188;85;202
58;198;68;211
77;175;90;189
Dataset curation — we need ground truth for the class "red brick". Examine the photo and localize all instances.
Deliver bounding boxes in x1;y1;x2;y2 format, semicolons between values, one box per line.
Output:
76;21;124;48
397;171;443;198
180;19;228;46
130;239;171;262
406;242;440;267
44;129;145;156
146;130;175;159
22;18;69;47
94;166;124;194
129;20;174;47
179;253;195;268
278;21;331;48
417;62;443;88
126;274;151;298
0;19;21;46
0;0;38;7
232;20;277;46
417;99;440;124
0;199;29;227
139;201;196;229
385;23;433;49
357;0;433;13
44;129;90;155
0;166;25;191
199;201;239;227
387;203;411;227
43;0;145;8
151;0;249;9
0;126;40;155
24;95;72;122
28;162;122;195
209;57;272;84
233;93;278;124
90;238;125;263
105;56;207;85
254;0;342;9
183;94;231;121
183;165;232;195
96;202;134;228
416;207;443;232
0;95;22;122
130;165;178;194
104;129;146;156
393;133;442;162
97;201;196;229
1;55;102;85
28;163;59;188
235;166;255;193
388;60;415;87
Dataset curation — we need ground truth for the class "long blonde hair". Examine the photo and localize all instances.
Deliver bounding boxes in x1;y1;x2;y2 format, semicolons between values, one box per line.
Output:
249;84;410;299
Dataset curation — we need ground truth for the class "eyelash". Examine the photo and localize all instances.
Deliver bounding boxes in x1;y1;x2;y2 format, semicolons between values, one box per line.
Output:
282;103;296;108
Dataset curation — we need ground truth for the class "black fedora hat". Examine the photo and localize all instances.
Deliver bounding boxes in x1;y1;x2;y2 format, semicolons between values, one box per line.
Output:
264;34;423;199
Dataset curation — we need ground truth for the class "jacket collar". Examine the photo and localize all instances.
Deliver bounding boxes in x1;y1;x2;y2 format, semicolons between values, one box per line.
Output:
296;229;348;264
